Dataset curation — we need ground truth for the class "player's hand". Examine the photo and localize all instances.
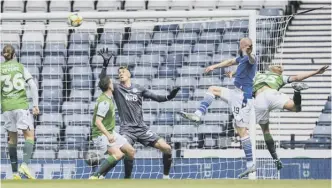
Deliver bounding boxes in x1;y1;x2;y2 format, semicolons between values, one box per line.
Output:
225;71;234;78
204;65;216;74
316;65;329;74
98;48;114;67
32;106;40;116
167;87;180;100
107;134;115;143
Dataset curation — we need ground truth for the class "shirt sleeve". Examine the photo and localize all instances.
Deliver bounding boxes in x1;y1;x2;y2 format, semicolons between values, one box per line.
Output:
23;67;33;82
235;56;241;64
282;75;291;84
96;101;110;118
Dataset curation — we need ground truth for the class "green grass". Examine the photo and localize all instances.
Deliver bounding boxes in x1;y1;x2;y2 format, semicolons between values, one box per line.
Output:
1;179;331;188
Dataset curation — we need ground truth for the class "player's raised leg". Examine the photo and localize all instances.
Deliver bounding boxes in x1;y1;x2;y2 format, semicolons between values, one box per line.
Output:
154;139;172;179
179;86;225;122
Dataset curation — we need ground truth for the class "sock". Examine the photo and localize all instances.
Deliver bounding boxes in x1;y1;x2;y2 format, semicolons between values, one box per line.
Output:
162;153;172;176
8;144;18;173
264;133;278;160
23;139;34;165
241;136;253;168
101;160;118;177
124;156;134;179
293;91;302;112
195;92;215;117
93;155;117;177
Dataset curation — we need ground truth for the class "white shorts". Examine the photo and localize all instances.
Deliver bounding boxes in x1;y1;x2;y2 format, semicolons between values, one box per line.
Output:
219;87;254;128
92;131;127;157
2;109;34;132
254;89;290;124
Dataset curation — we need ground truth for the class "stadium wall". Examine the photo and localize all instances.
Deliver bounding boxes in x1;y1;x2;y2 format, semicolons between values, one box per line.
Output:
1;158;330;180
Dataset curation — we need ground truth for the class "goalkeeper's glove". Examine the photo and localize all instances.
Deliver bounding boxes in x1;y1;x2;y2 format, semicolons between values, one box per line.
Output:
98;48;114;68
166;87;180;101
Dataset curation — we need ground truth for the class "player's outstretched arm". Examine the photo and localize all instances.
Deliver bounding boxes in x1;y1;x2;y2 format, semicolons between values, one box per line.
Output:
24;68;39;115
142;87;180;102
98;48;114;80
288;65;329;82
204;58;237;74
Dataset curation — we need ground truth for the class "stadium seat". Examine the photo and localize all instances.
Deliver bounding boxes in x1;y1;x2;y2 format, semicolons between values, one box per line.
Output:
33;149;56;159
62;102;89;115
198;124;223;134
156;24;180;32
151;78;175;89
49;0;71;12
178;66;204;77
313;126;331;138
217;43;238;55
64;115;92;127
95;43;119;56
3;0;24;12
209;100;230;113
142;101;160;113
173;88;191;101
199;32;221;43
194;0;217;10
175;77;197;88
97;0;121;11
122;43;145;55
259;8;283;16
26;0;47;12
116;55;139;66
22;32;44;47
131;78;151;88
133;66;158;78
203;113;229;125
92;55;115;68
70;33;90;44
47;22;70;34
39;113;63;127
26;66;40;80
67;55;90;67
145;43;168;55
70;90;92;102
74;22;98;35
198;77;221;89
169;44;192;55
160;101;182;112
172;125;197;143
148;0;170;10
93;90;102;101
263;1;287;10
124;0;146;11
170;0;193;10
186;53;212;66
35;125;60;137
317;113;331;126
205;21;227;32
20;55;42;68
212;53;234;63
152;32;175;45
143;113;157;125
46;32;68;46
140;54;164;67
24;22;46;35
0;22;22;34
183;23;203;33
217;0;241;9
241;0;263;10
175;32;199;44
157;66;178;78
39;101;61;113
222;32;245;42
58;150;80;159
73;0;95;12
229;20;249;32
41;79;63;90
93;67;120;79
323;101;331;113
193;43;215;55
135;149;162;158
44;43;67;57
1;33;21;47
100;32;122;45
68;44;90;56
156;112;176;125
41;89;63;104
21;43;43;57
150;125;173;137
43;55;66;67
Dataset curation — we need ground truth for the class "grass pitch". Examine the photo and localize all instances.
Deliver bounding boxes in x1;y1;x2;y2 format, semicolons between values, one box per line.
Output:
1;179;331;188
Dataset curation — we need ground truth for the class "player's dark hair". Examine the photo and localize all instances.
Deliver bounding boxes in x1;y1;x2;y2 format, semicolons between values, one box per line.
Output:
98;76;111;92
2;44;15;61
118;65;129;72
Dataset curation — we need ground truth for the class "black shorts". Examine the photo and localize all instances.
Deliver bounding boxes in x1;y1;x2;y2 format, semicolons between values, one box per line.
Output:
120;126;160;147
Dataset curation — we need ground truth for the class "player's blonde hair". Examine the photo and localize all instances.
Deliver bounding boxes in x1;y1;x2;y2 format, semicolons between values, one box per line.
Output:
2;44;15;61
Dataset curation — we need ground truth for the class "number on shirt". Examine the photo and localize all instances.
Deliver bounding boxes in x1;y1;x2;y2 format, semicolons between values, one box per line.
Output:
1;73;25;92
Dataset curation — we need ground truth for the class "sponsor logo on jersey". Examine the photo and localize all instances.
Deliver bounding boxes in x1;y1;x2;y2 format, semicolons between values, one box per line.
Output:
125;94;138;101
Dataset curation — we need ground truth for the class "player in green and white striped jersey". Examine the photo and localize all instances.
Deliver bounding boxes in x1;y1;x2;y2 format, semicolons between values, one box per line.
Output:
1;45;39;179
251;64;328;170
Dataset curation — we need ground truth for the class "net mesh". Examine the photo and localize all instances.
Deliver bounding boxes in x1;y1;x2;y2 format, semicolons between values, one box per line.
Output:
0;15;291;179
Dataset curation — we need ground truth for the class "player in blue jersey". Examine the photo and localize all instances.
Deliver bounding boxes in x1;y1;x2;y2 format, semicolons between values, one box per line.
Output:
180;38;257;178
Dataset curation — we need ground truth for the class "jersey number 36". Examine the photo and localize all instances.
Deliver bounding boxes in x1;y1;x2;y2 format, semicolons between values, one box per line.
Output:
1;73;25;92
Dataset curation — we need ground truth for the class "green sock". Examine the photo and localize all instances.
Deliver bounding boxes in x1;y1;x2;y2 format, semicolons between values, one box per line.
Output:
264;133;278;160
23;139;34;164
93;155;117;177
8;144;18;173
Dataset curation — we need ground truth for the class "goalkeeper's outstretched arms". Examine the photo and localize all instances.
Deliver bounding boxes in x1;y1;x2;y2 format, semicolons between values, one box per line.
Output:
142;87;180;102
98;48;114;80
288;65;329;83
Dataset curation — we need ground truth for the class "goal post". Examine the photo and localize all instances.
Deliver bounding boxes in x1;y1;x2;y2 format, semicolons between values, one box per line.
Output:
0;10;291;180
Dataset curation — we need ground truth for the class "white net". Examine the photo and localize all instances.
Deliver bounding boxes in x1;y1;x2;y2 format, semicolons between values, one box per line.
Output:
0;14;292;179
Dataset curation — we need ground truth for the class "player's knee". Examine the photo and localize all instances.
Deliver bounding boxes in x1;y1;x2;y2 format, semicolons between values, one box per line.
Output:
8;133;18;145
127;147;135;160
207;86;219;96
113;151;125;161
23;130;34;140
161;144;172;155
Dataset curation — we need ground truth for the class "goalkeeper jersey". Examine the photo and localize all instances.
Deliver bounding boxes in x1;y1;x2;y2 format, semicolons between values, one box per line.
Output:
91;93;116;138
253;71;290;93
1;60;31;112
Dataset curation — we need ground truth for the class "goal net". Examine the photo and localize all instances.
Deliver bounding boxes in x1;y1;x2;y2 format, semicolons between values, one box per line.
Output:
0;12;292;179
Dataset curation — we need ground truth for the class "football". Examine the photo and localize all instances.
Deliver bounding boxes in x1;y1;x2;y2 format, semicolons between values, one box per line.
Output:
68;13;83;27
85;151;101;166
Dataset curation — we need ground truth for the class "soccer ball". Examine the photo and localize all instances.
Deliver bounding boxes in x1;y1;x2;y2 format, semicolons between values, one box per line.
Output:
85;151;101;166
68;13;83;27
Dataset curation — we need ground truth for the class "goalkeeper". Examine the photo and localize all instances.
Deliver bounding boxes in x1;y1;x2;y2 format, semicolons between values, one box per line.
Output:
89;50;135;179
1;44;39;179
226;64;329;170
98;48;180;179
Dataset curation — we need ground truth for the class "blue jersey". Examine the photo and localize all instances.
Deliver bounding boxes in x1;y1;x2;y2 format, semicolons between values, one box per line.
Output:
234;55;257;101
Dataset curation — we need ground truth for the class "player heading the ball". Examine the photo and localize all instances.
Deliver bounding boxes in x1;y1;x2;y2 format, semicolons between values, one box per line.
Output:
1;44;40;179
180;38;257;179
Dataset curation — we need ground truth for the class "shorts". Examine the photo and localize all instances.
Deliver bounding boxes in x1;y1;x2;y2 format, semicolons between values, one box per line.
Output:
254;89;290;124
219;87;254;128
120;126;160;147
2;109;34;132
92;131;127;156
